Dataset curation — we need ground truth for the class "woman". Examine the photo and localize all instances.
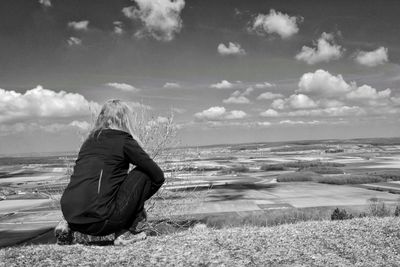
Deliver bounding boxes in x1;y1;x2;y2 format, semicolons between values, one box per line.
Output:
56;99;165;245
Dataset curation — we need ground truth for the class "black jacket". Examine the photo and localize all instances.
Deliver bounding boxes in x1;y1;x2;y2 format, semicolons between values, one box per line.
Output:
60;129;164;224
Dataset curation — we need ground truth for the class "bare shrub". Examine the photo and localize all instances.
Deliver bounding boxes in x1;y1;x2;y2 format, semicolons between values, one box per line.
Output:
316;174;383;185
127;105;211;225
299;166;344;174
394;206;400;217
260;164;286;171
281;160;345;169
276;171;320;182
368;169;400;181
367;198;392;217
331;208;353;220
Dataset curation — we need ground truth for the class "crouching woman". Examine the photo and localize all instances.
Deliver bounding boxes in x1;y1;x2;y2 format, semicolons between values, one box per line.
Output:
57;99;164;245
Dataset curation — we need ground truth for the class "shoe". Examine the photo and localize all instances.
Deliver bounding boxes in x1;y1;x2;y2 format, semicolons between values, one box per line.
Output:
54;219;73;245
129;209;152;234
114;231;146;246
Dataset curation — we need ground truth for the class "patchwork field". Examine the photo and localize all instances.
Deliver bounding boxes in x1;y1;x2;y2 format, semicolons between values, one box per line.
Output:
1;137;400;247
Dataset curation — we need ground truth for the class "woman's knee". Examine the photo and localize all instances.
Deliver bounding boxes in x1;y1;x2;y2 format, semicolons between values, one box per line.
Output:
128;169;151;186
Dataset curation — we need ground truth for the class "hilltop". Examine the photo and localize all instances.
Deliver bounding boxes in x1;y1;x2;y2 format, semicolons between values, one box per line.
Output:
2;217;399;266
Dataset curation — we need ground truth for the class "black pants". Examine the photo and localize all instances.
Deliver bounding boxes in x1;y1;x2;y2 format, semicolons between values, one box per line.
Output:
69;169;152;236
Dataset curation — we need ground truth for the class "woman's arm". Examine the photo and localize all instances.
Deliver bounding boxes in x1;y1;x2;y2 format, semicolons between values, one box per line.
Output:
123;137;165;199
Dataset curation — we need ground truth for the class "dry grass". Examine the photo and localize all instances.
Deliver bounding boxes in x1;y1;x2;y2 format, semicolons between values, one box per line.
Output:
2;217;400;266
315;174;384;185
205;207;330;228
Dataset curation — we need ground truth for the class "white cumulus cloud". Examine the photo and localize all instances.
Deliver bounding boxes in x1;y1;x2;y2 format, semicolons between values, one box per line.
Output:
287;94;318;109
260;109;279;117
295;32;343;64
223;88;253;104
69;120;91;131
226;110;247;119
39;0;51;7
217;42;246;56
355;47;388;67
279;120;321;125
194;106;226;120
257;92;283;100
68;20;89;31
346;85;391;100
254;82;275;88
194;106;246;121
122;0;185;42
67;37;82;46
106;83;139;92
210;80;234;89
286;106;365;117
297;69;351;97
223;95;250;104
113;21;124;35
163;82;181;88
271;94;317;110
250;9;300;39
0;85;98;123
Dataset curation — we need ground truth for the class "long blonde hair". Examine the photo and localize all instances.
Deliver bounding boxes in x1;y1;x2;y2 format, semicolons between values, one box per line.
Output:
90;99;142;145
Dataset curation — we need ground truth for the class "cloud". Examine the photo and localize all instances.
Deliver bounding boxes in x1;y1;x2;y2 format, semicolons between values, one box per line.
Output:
287;94;318;109
272;94;317;110
106;82;139;92
298;69;393;103
250;9;300;39
148;116;169;127
127;101;152;110
171;107;186;114
260;109;279;117
67;37;82;46
113;21;124;35
68;20;89;31
279;120;321;125
346;85;391;100
297;69;351;96
223;95;250;104
0;85;98;123
317;99;345;108
39;0;51;7
0;120;93;137
194;106;246;121
69;120;91;132
223;88;253;104
217;42;246;56
254;82;275;88
295;32;343;64
286;106;365;117
391;96;400;105
257;92;283;100
163;82;181;88
225;110;247;119
255;121;272;127
122;0;185;42
271;99;286;110
194;106;226;120
210;80;234;89
355;47;388;67
263;69;400;119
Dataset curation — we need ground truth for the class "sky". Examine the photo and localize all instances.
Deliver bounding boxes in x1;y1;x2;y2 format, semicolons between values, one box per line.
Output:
0;0;400;154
